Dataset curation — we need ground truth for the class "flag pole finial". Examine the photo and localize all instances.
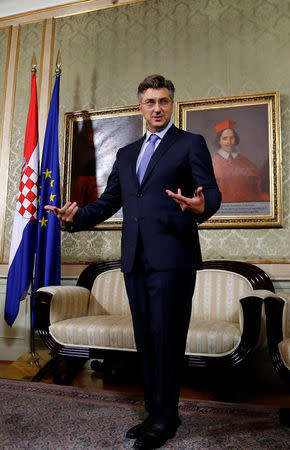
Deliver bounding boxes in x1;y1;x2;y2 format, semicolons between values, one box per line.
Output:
55;50;62;76
31;53;37;74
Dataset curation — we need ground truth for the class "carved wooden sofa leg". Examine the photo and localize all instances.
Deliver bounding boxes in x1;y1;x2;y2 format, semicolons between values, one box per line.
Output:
33;355;87;385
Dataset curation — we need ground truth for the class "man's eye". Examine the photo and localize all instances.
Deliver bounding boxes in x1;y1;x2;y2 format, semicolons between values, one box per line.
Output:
145;100;155;105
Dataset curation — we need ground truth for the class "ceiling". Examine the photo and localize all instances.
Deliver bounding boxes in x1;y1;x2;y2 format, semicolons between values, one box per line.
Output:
0;0;82;18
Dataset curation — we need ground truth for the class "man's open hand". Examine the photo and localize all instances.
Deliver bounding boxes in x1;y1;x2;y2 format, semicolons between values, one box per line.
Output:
165;187;205;214
45;201;78;223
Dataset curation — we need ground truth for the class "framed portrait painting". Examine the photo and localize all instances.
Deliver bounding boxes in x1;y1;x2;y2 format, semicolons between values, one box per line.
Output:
63;105;144;229
177;92;282;228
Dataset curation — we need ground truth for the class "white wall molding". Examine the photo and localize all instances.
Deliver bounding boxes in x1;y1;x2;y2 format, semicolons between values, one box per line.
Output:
0;0;148;26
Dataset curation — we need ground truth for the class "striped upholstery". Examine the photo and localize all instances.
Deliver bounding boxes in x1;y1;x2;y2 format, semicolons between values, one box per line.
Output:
50;315;135;350
192;270;253;322
279;292;290;339
274;292;290;370
279;339;290;370
88;269;130;316
46;267;266;355
185;319;241;354
37;285;90;324
87;268;254;321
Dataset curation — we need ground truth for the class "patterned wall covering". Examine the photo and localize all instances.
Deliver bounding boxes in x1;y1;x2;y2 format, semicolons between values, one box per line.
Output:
3;22;43;261
2;0;290;263
0;28;9;144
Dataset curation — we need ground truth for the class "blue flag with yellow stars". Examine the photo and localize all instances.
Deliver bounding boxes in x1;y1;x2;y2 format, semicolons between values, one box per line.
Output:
34;74;61;293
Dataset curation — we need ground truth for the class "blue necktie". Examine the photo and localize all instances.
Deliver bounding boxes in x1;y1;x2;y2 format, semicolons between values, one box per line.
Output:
137;134;159;183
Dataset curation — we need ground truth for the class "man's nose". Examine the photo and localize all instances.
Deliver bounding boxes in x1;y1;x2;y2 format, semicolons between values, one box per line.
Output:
153;101;161;112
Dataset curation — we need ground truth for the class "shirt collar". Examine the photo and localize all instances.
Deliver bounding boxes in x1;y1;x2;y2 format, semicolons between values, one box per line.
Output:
218;148;238;159
145;121;173;142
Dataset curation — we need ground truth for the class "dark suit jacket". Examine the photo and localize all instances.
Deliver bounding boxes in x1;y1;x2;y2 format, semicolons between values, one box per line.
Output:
70;125;221;272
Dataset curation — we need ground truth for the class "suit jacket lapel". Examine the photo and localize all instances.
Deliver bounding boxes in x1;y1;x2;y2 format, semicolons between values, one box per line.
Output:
140;125;181;186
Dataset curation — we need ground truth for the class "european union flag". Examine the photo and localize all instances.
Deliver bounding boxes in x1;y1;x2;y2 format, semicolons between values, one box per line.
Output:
34;75;61;292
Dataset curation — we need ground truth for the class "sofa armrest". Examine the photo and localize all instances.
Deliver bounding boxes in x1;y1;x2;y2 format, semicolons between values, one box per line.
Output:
264;293;290;384
238;295;264;350
273;292;290;339
238;289;273;330
265;293;290;341
35;286;90;324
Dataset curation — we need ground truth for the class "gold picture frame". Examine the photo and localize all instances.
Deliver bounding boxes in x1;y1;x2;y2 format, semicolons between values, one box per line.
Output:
63;105;144;229
176;92;282;228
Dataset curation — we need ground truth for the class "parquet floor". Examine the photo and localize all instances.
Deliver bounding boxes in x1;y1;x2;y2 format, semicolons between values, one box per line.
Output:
1;344;290;408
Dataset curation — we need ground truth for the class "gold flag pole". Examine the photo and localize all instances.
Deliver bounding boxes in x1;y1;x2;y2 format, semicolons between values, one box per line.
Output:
31;53;37;74
27;53;41;367
55;50;62;76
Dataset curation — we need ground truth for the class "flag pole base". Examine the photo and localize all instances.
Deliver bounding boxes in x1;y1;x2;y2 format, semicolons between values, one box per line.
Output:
26;352;41;367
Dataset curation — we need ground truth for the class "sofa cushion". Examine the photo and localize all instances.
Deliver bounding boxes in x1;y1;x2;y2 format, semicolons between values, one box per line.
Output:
50;315;135;350
186;319;241;354
50;315;241;356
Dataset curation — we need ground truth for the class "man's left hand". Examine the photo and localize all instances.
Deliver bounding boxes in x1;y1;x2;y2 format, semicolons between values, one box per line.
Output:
166;186;205;214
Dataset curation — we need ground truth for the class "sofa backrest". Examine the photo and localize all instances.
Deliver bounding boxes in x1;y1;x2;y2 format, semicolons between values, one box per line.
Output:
192;269;253;322
88;269;130;316
88;267;253;321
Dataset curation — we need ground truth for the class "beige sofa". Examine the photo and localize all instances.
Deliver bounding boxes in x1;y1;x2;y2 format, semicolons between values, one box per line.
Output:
34;260;274;369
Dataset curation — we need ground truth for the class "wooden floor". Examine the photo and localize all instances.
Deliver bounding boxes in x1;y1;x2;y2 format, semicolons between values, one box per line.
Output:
1;344;290;408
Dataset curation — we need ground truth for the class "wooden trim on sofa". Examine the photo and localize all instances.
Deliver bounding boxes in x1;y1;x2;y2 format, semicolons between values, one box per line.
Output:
265;296;290;385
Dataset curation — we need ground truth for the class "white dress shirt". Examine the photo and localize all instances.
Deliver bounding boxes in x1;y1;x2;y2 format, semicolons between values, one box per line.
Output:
136;121;173;173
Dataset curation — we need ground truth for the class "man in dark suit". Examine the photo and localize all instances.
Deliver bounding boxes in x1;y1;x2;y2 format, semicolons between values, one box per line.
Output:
47;75;221;449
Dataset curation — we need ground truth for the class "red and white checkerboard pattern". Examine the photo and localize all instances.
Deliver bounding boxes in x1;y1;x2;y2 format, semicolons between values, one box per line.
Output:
16;164;38;219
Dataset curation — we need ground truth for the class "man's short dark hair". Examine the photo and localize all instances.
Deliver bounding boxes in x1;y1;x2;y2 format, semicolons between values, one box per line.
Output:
137;74;175;102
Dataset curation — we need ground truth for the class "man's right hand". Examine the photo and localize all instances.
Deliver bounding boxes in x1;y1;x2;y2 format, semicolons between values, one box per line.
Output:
45;201;78;223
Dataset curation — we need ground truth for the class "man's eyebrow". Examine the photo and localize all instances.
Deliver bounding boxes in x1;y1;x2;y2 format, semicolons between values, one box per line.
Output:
146;97;170;101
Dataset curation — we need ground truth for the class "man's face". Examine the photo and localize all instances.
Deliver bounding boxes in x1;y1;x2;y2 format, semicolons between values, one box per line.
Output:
219;128;236;153
139;88;174;133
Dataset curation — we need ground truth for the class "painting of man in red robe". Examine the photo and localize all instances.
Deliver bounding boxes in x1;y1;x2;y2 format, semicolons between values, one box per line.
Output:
211;118;270;203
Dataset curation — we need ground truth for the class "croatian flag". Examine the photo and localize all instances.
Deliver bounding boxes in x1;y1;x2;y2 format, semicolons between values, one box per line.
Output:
5;74;39;326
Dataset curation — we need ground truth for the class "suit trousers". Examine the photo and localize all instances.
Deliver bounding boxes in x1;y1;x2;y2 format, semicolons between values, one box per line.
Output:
124;239;196;425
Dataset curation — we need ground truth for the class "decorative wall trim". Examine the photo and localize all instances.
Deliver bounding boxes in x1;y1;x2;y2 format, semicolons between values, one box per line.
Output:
0;27;12;258
0;277;30;360
38;18;55;151
0;25;19;261
0;0;149;26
